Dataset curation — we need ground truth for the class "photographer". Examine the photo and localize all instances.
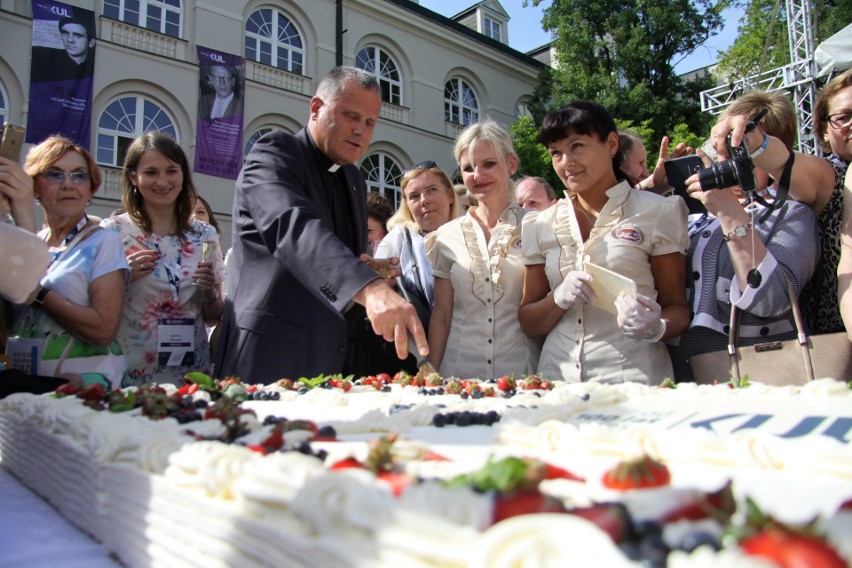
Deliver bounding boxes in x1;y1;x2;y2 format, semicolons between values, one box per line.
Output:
706;71;851;337
670;91;819;382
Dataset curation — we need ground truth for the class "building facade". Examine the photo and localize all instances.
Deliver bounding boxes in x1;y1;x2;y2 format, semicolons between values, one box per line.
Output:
0;0;543;245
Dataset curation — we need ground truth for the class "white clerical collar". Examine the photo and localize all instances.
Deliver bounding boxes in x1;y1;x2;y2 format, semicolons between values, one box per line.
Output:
328;164;341;173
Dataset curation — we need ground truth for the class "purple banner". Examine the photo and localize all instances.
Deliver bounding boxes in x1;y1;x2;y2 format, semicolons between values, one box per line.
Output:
26;0;96;148
193;47;245;180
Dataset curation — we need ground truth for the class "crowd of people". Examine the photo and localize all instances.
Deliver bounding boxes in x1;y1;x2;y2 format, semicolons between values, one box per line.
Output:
1;65;850;390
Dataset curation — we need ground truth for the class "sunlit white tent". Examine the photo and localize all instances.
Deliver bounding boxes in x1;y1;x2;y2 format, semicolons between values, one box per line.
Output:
815;23;852;78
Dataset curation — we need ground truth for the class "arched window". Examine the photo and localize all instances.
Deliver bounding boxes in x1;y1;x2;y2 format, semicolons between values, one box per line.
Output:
245;9;304;74
360;153;403;209
103;0;182;38
243;127;272;157
444;78;479;125
515;100;533;120
355;46;401;106
0;81;8;126
96;96;177;167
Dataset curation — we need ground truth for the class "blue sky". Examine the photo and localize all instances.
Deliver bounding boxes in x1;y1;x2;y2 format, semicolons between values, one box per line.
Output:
418;0;744;74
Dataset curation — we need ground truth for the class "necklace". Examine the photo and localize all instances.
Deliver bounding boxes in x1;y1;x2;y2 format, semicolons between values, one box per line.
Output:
571;196;597;227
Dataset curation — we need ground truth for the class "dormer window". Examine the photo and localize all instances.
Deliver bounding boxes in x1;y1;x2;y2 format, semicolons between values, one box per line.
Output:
483;16;501;41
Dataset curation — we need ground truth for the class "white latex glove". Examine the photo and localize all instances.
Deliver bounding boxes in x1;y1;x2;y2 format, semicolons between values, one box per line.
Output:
553;271;596;309
615;293;666;342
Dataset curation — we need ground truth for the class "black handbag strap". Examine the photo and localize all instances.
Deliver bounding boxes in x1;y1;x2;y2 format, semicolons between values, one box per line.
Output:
756;149;795;223
727;273;815;382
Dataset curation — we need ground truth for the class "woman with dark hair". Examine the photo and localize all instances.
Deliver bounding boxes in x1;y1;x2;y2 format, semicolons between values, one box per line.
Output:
366;191;393;255
8;135;128;385
519;101;690;384
102;132;224;386
191;194;222;235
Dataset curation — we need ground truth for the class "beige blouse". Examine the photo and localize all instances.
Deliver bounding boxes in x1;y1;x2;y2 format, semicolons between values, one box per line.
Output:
521;181;689;384
428;203;539;380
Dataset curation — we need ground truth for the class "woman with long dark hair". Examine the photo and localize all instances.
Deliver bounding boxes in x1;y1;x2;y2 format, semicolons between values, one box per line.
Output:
102;132;224;386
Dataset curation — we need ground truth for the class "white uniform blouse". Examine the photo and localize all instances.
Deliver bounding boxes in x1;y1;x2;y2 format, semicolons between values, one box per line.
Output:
428;203;539;380
521;181;689;384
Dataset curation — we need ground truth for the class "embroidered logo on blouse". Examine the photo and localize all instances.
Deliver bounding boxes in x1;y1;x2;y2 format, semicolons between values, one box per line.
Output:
612;226;643;244
512;236;523;249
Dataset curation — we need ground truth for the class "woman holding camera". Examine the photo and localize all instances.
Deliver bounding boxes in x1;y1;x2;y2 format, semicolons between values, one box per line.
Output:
9;135;128;385
708;70;851;337
673;91;819;381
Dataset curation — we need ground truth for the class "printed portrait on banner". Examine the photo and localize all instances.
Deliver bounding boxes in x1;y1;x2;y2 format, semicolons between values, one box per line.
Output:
26;0;96;147
194;47;246;180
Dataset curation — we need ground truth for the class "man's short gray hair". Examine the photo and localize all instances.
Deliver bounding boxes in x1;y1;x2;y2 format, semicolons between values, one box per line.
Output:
316;66;380;102
516;175;556;200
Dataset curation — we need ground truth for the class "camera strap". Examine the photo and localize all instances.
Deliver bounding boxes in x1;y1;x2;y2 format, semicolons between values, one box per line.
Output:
756;149;795;224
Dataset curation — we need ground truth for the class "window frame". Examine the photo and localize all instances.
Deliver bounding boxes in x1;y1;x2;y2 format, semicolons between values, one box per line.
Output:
355;45;402;106
244;8;305;75
102;0;183;38
360;152;403;210
444;77;479;126
95;95;178;167
483;16;501;42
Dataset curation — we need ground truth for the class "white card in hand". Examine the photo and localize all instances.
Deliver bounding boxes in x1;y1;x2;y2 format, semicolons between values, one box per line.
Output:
583;262;637;315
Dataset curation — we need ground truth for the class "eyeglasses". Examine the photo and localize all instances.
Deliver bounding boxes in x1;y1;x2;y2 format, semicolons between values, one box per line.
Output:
406;160;437;174
210;74;233;83
825;112;852;129
40;170;91;185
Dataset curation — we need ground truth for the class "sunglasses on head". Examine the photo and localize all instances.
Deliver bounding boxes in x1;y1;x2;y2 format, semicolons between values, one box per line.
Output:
406;160;437;174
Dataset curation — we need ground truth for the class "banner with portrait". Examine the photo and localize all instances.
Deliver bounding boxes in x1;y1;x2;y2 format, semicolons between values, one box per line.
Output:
26;0;96;148
193;47;245;180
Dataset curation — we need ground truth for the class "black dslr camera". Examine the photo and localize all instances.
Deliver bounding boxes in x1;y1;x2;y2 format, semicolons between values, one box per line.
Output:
697;108;768;194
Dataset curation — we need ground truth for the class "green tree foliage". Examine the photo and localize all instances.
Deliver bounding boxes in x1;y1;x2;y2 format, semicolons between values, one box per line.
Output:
818;0;852;40
717;0;852;81
715;0;791;80
510;116;564;196
524;0;725;145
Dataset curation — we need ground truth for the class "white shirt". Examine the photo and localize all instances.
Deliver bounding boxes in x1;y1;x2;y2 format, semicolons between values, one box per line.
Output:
210;93;234;119
522;182;689;384
375;225;434;304
428;203;539;380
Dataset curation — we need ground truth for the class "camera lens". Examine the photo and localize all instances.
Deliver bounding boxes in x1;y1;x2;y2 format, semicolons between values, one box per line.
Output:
698;161;739;191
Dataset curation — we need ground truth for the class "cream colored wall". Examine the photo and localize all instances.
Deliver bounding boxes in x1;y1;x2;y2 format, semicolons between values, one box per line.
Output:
0;0;541;249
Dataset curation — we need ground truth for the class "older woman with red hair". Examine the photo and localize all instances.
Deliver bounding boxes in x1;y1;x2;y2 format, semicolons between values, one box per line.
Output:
8;135;128;385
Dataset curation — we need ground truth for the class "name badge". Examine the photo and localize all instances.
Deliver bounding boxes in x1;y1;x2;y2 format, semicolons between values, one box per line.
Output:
157;317;195;367
6;337;43;374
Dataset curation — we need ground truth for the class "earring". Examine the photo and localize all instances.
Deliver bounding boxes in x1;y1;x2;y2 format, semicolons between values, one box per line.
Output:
133;186;140;195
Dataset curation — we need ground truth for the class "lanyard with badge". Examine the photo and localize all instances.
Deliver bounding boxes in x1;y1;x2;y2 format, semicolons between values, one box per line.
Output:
149;236;196;367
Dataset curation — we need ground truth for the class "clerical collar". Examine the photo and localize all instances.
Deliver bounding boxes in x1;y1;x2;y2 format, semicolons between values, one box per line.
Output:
305;129;342;173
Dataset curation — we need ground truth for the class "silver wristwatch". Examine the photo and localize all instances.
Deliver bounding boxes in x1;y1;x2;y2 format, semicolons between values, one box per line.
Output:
722;221;752;242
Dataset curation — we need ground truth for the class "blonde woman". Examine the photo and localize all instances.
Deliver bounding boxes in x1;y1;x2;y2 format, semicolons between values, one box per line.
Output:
428;120;538;380
376;161;463;309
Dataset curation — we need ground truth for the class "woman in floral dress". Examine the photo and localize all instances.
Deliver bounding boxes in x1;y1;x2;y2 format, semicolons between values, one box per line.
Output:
427;120;538;380
102;133;224;386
